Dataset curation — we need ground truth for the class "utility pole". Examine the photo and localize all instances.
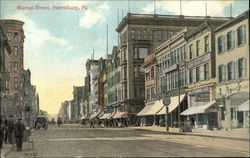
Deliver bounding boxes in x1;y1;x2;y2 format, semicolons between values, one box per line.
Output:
177;64;181;131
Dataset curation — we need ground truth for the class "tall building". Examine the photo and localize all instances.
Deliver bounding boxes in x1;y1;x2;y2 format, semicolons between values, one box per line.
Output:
115;13;229;123
0;23;13;116
215;11;249;129
0;20;25;118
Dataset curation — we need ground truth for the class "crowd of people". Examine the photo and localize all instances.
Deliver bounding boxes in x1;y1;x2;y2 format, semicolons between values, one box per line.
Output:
0;115;26;151
82;118;129;128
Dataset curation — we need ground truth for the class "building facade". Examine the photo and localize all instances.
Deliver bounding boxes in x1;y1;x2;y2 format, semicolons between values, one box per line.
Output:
215;11;249;129
0;20;25;119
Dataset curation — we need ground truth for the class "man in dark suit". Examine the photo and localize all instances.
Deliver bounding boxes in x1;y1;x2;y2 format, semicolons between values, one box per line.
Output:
14;118;26;151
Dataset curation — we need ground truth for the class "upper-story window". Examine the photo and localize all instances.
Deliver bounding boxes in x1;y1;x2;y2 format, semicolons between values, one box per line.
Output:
204;63;209;80
151;67;154;79
196;40;200;57
227;62;233;81
147;88;150;99
138;48;148;59
136;30;141;40
196;67;200;82
237;26;244;46
204;35;209;53
14;32;18;41
227;31;232;50
189;44;193;60
14;62;18;72
189;69;193;84
14;77;18;88
238;58;244;78
218;65;224;82
218;36;224;54
151;87;155;99
131;30;135;40
142;30;147;39
162;31;168;41
14;46;18;55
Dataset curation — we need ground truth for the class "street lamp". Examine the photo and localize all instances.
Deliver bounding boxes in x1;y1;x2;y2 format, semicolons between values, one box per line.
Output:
177;64;181;131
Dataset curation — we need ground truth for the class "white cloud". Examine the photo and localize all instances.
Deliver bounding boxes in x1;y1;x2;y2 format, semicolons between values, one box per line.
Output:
6;12;68;48
79;2;110;28
142;1;235;17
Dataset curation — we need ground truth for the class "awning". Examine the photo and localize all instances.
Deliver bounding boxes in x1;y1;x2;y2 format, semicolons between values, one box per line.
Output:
156;95;185;115
90;112;101;119
181;101;217;115
137;100;164;116
100;113;111;119
113;112;128;118
238;100;249;111
98;113;104;119
109;112;116;119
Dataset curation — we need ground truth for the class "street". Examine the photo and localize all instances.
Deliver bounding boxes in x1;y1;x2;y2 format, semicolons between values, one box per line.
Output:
3;125;249;157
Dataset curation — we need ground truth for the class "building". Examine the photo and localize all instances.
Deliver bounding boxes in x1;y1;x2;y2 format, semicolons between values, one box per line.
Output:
72;86;85;119
0;23;13;116
0;20;25;119
128;13;227;122
140;28;194;126
215;11;249;129
180;20;231;130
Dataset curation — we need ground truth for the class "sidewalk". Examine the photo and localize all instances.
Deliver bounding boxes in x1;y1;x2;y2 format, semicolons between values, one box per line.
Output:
130;126;250;141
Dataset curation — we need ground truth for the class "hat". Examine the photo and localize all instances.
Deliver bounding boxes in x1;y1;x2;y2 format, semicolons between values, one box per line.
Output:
18;118;22;120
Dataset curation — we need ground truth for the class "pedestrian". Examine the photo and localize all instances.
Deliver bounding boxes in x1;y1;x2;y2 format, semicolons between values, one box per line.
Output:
0;117;7;149
14;118;26;151
7;115;15;148
3;115;8;144
190;117;195;129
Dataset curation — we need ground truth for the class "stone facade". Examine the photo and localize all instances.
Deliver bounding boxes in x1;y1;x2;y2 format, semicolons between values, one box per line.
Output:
215;11;249;129
0;20;25;119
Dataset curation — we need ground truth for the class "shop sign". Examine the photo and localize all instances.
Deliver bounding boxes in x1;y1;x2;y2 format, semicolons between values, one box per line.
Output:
188;87;209;95
195;93;210;102
187;53;210;69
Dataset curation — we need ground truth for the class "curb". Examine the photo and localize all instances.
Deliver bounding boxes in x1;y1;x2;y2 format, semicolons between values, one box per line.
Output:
134;128;250;142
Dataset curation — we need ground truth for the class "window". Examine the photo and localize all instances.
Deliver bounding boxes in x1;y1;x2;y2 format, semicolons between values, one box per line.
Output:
134;66;138;77
151;87;155;99
196;40;200;56
218;65;224;82
14;32;18;41
218;36;224;54
189;44;193;60
196;67;200;82
189;69;193;84
139;67;144;76
151;67;154;79
227;31;232;50
142;30;147;39
220;107;225;120
138;48;148;58
238;58;244;78
14;62;18;72
204;35;209;53
140;88;145;98
131;30;135;40
162;31;168;41
14;77;18;88
147;88;150;99
146;72;150;81
237;26;243;46
227;62;233;80
14;46;18;55
204;64;209;80
134;48;138;59
137;30;141;40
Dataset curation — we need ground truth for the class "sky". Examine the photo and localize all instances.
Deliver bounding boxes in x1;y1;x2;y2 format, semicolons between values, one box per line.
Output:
1;0;249;116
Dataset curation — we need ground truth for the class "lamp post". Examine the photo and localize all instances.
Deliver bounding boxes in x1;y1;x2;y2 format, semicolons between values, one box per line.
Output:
177;64;181;131
163;96;171;131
